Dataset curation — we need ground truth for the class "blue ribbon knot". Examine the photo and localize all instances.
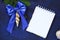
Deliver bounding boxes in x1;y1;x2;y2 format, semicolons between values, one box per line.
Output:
6;1;28;33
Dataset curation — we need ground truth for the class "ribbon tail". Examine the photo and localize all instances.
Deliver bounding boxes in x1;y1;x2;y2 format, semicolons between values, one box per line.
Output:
7;15;15;33
20;14;28;30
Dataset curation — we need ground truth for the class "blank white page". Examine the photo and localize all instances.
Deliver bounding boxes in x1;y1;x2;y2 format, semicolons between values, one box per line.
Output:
26;6;55;38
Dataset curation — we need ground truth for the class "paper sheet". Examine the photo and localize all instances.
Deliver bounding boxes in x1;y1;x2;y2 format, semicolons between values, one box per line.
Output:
26;6;55;38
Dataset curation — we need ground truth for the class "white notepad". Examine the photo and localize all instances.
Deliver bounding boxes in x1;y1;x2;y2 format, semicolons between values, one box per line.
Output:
26;6;55;38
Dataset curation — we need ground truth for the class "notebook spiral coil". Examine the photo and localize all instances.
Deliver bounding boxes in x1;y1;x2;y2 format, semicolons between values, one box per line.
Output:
37;5;55;14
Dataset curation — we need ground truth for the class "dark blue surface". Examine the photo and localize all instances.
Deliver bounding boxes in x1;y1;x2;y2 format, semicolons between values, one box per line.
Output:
0;0;60;40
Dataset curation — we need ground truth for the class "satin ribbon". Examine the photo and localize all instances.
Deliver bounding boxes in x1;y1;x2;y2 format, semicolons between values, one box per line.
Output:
6;1;28;33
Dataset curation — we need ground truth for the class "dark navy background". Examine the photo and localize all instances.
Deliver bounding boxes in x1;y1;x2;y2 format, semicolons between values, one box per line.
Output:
0;0;60;40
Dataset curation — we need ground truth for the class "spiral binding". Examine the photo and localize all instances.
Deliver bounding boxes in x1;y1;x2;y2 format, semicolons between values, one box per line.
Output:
37;5;55;14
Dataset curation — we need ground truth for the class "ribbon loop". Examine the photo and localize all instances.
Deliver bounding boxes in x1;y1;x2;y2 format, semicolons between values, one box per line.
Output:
6;4;14;16
6;1;28;33
16;2;26;15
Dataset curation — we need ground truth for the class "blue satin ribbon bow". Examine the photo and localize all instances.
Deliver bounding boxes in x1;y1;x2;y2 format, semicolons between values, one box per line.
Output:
6;1;28;33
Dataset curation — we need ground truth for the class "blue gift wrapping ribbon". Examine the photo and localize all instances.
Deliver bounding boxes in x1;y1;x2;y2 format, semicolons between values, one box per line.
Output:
6;1;28;33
